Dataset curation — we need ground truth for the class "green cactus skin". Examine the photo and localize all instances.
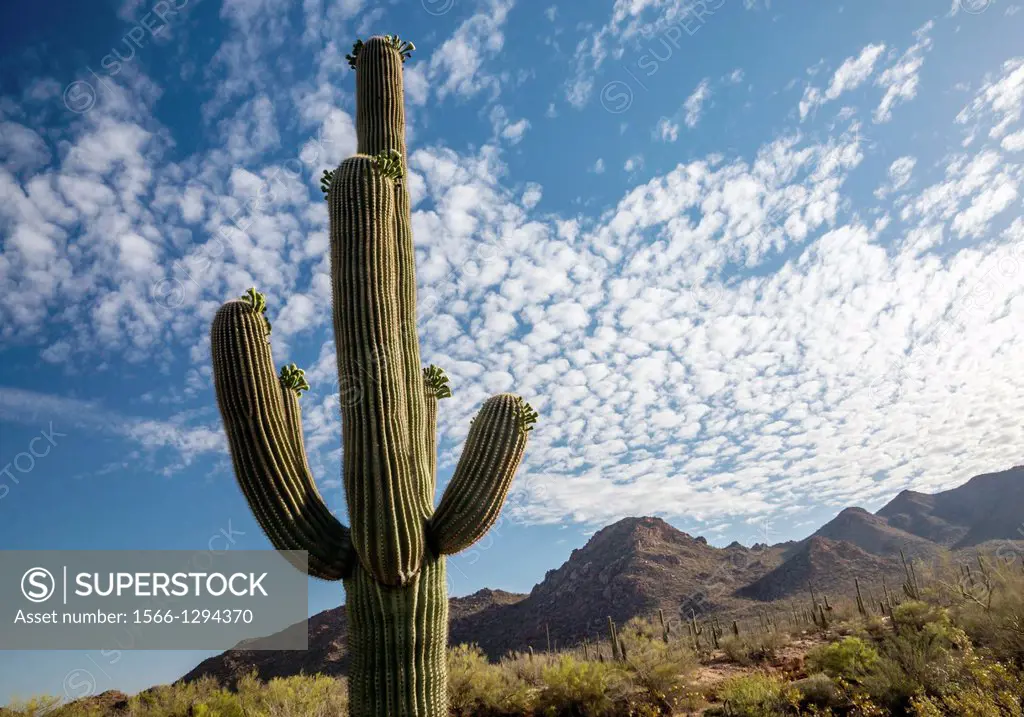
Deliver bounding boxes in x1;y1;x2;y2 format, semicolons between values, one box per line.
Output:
210;35;536;717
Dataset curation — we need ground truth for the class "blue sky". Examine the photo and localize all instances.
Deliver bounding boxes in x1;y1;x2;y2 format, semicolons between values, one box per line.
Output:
1;0;1023;704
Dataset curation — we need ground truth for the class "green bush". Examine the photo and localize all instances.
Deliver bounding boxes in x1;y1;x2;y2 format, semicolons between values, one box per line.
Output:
908;653;1024;716
236;672;348;717
715;673;800;716
188;690;242;717
618;628;696;713
858;630;958;712
499;650;558;688
534;655;629;717
806;636;879;682
128;677;228;717
720;631;787;666
447;644;531;716
952;564;1024;666
891;601;948;633
790;673;845;711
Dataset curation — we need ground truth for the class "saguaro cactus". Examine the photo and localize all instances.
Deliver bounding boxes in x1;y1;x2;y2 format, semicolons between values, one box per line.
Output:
210;35;537;717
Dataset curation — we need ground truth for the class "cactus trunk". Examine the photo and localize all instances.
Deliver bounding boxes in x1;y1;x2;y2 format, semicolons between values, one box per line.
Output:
345;560;448;716
210;34;537;717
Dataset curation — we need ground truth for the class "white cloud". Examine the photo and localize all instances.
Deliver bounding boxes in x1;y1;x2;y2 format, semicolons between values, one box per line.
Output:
956;58;1024;142
490;105;531;144
875;155;917;198
684;78;711;128
827;44;886;100
654;117;680;143
425;0;514;102
799;43;886;120
590;158;606;174
1003;130;1024;152
874;22;934;123
624;155;644;172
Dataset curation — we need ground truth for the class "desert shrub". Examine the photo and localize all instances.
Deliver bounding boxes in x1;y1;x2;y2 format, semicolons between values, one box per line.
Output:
235;672;347;717
720;631;787;666
499;650;557;688
790;673;845;712
891;601;948;633
715;673;800;716
187;690;243;717
128;676;227;717
854;606;983;714
620;616;662;643
856;615;889;642
619;630;697;714
824;600;857;625
534;654;629;717
907;644;1024;716
2;696;64;717
806;636;879;683
447;644;531;716
951;565;1024;666
858;630;959;712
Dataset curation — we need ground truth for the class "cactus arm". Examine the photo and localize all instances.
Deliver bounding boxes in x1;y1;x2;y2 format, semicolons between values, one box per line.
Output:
428;394;536;556
329;153;425;586
211;298;354;580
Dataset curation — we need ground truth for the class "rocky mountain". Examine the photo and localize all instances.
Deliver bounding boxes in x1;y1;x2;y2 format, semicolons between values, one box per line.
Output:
876;466;1024;548
808;507;943;561
180;467;1023;686
736;536;900;602
453;517;786;657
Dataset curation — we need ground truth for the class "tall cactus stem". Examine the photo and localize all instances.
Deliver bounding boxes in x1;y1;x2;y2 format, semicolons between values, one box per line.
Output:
210;35;535;717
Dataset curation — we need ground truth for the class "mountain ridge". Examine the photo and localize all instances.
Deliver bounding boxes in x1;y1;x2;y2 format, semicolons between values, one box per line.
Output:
179;466;1024;686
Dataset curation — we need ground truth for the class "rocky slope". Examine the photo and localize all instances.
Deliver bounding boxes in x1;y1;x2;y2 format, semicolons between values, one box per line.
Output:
876;466;1024;548
453;517;786;657
736;536;901;602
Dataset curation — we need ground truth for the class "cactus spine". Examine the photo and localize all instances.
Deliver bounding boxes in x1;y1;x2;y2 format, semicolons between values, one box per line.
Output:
210;35;537;717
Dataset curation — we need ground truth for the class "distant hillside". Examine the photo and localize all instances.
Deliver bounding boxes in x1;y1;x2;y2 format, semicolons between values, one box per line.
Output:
453;517;785;657
736;536;900;601
180;466;1023;687
809;507;941;560
877;466;1024;548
